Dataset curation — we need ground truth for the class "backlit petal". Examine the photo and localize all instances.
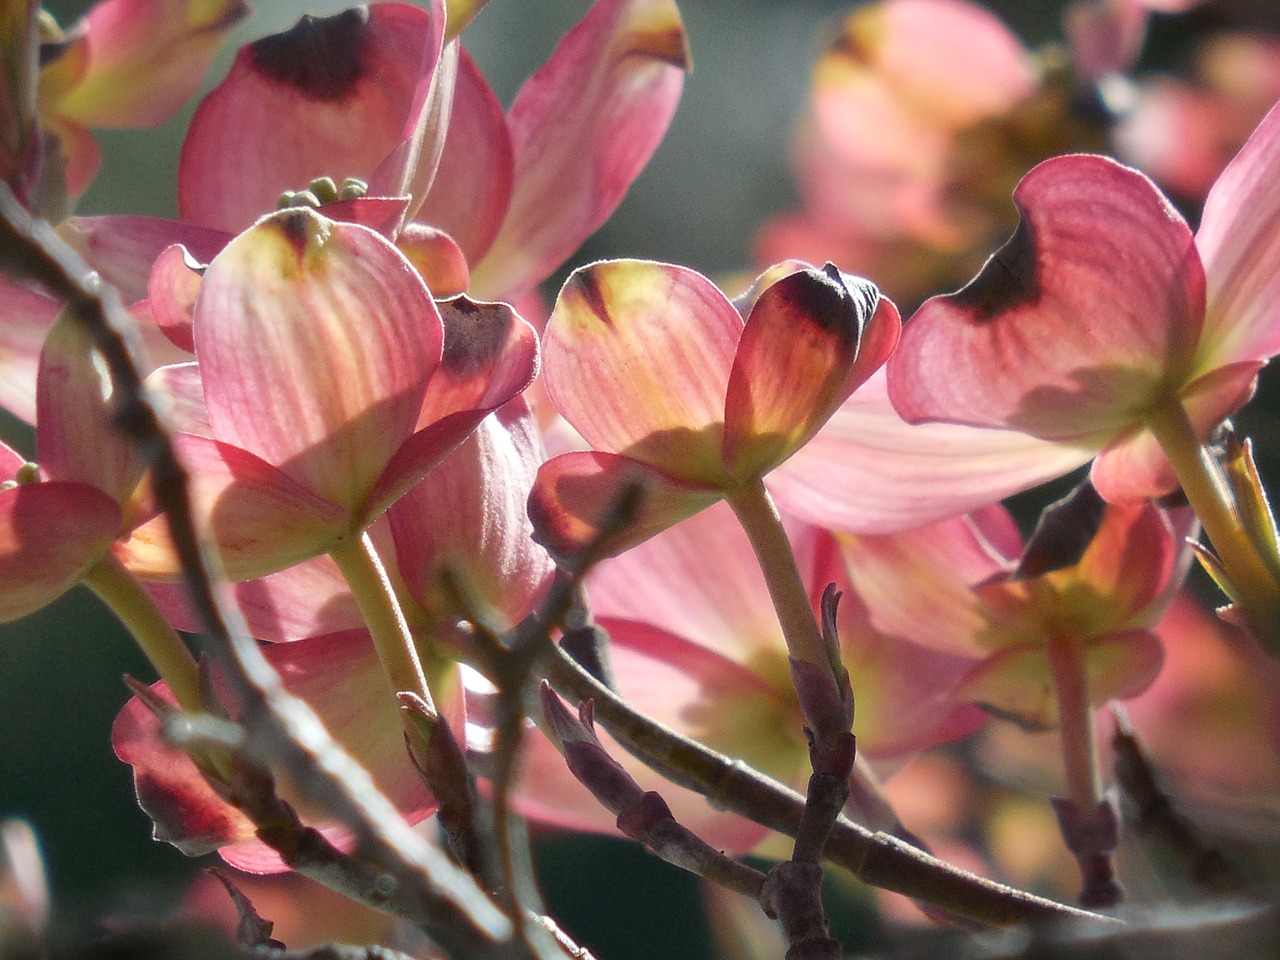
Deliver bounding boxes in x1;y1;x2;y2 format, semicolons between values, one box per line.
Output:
366;297;538;523
544;260;738;484
959;630;1164;729
389;400;554;629
117;435;349;581
723;266;899;480
1196;100;1280;365
53;0;247;128
36;312;145;505
838;511;1012;657
889;155;1206;441
414;49;512;266
768;370;1095;534
528;451;720;564
179;4;445;232
0;482;120;621
196;210;441;515
468;0;689;299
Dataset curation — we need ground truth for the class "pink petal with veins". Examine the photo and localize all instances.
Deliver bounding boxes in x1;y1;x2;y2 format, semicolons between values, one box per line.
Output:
588;500;792;665
1196;100;1280;366
890;155;1206;441
723;267;899;481
366;297;538;523
528;451;721;564
768;369;1095;534
197;210;441;515
146;552;359;643
179;4;445;233
390;400;553;629
117;434;349;582
147;244;202;352
36;313;145;506
415;49;513;266
838;511;1013;658
468;0;688;299
59;215;229;302
0;482;121;621
0;279;59;424
544;261;739;485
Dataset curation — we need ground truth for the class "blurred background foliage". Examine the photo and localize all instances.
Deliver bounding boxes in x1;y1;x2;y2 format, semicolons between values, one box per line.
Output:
5;0;1280;956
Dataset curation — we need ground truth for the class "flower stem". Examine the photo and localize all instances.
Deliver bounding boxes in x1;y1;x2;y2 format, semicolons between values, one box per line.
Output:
329;533;437;722
81;552;201;711
1046;632;1121;908
1145;396;1280;646
727;479;832;678
1046;634;1100;814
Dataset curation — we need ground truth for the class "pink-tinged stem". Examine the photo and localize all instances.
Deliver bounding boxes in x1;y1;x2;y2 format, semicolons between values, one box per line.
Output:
1046;634;1100;815
1145;396;1280;649
1046;632;1121;908
81;552;201;712
329;532;437;726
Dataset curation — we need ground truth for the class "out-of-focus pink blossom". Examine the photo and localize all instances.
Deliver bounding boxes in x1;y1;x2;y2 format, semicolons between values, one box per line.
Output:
1116;33;1280;204
755;0;1094;311
839;498;1189;729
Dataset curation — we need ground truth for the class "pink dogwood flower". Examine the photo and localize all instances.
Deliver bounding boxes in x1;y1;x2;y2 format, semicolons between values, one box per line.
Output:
112;398;554;869
0;310;149;622
528;260;899;560
888;99;1280;505
117;207;536;582
838;495;1190;729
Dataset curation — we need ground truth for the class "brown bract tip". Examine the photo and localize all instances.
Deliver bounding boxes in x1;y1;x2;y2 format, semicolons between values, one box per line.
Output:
438;297;516;374
250;8;372;102
949;218;1041;321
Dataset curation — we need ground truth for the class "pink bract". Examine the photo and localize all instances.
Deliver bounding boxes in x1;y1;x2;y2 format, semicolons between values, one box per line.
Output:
891;97;1280;501
529;260;899;560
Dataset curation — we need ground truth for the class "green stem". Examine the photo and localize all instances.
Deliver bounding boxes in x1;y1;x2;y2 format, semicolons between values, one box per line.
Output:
82;552;201;711
1146;395;1280;642
727;479;831;677
329;533;436;720
1046;634;1099;813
